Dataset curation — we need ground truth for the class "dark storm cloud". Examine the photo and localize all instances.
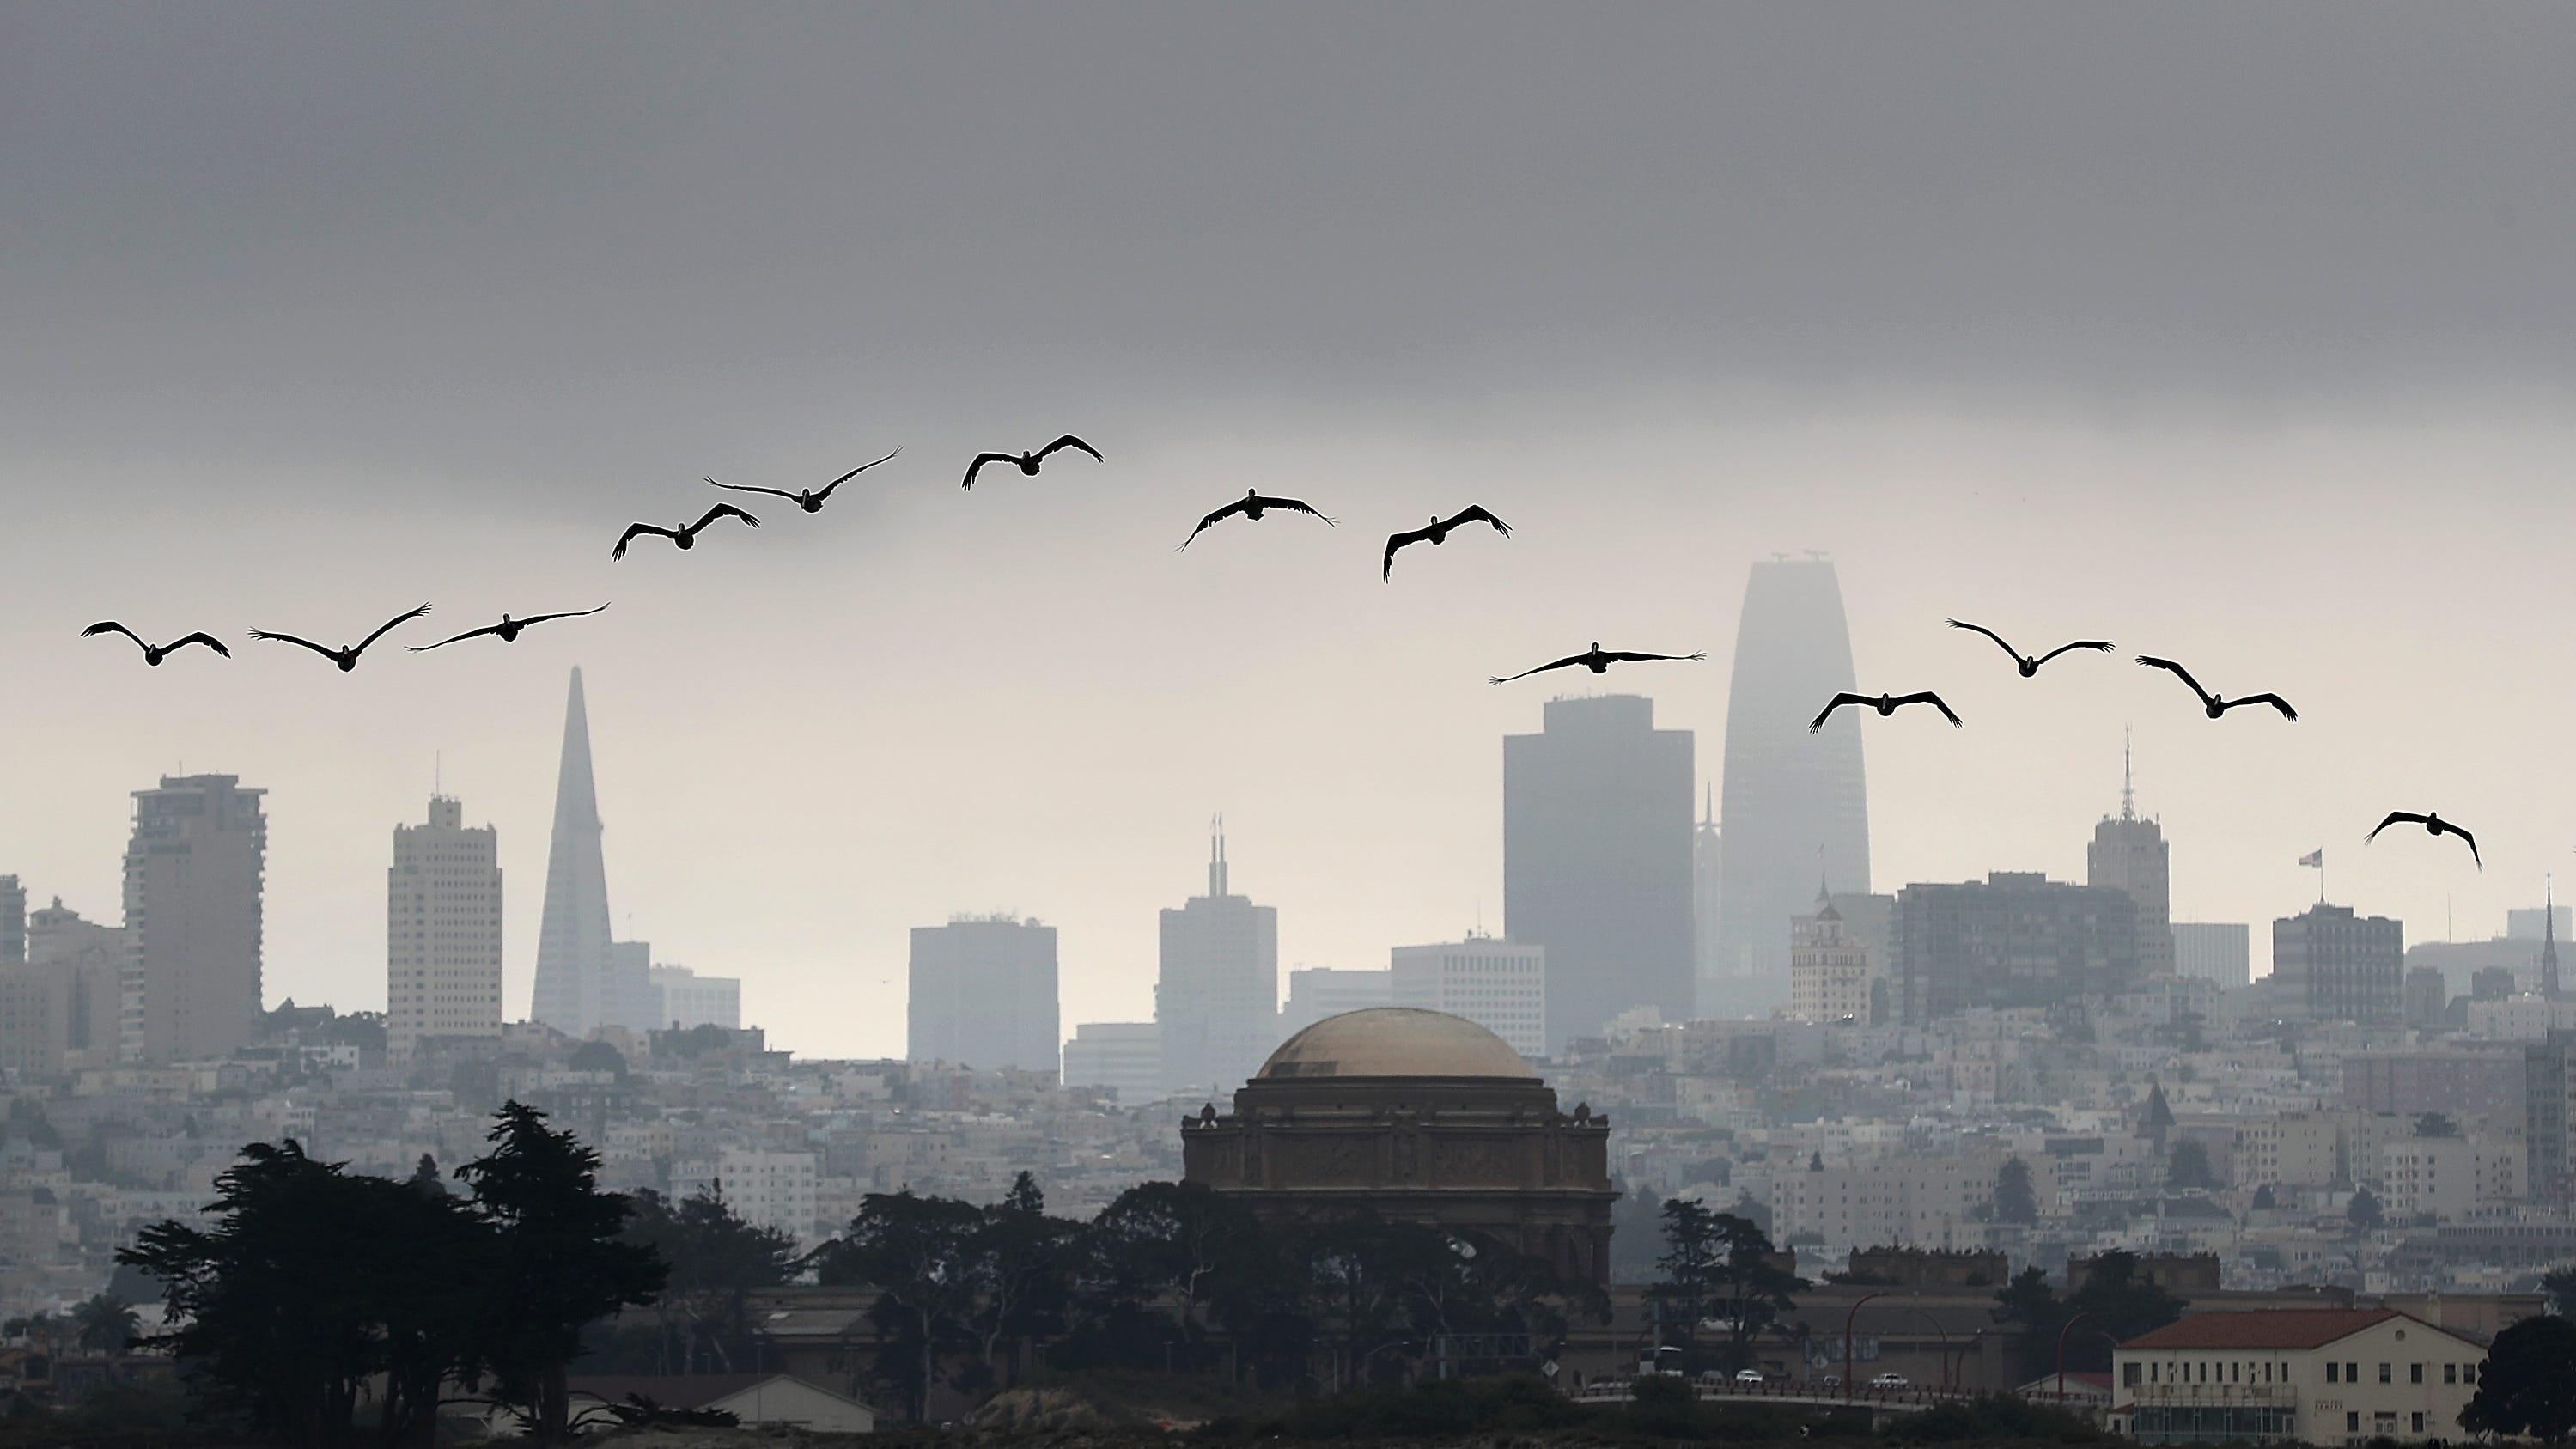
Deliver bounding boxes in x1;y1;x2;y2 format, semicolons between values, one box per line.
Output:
4;3;2572;500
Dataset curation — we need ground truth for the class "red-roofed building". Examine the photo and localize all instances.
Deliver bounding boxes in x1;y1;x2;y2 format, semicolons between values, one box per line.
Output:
2109;1309;2487;1446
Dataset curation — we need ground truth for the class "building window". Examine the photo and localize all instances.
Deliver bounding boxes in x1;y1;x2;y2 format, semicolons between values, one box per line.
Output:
2346;1412;2360;1433
2378;1363;2391;1385
2327;1362;2340;1384
2348;1362;2360;1383
2124;1363;2141;1387
2444;1364;2457;1385
2410;1363;2422;1384
2413;1414;2425;1434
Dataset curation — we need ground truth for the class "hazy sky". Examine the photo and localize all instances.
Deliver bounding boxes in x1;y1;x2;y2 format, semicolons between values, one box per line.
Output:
6;5;2573;1058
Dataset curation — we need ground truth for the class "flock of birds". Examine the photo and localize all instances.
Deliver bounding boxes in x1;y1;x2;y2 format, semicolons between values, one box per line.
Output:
76;436;2487;874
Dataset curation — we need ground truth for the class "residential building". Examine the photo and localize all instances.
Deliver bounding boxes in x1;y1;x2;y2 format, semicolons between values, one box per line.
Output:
2528;1031;2576;1207
908;916;1058;1073
530;668;623;1037
24;899;123;1070
2089;751;2173;978
1504;694;1693;1048
1062;1021;1161;1103
1155;826;1276;1097
2378;1134;2518;1222
2342;1047;2526;1130
2111;1308;2487;1446
2402;968;2446;1027
0;876;22;965
2274;904;2404;1026
1768;1154;1976;1251
1788;891;1873;1025
671;1147;819;1245
1388;937;1545;1057
649;964;741;1030
1280;967;1392;1038
123;774;266;1064
2234;1111;2342;1191
387;795;503;1060
2173;923;2251;989
1891;873;2141;1024
1712;557;1870;1009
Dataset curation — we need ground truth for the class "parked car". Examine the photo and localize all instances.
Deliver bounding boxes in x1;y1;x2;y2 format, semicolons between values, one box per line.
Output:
1817;1374;1842;1388
1735;1368;1768;1385
1868;1373;1909;1389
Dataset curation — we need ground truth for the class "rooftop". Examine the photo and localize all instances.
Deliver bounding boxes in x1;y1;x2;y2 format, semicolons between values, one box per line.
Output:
2119;1308;2414;1351
1258;1008;1536;1081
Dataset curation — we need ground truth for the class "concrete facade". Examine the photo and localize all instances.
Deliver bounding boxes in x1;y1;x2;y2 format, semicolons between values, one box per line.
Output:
122;775;266;1065
1388;938;1545;1058
908;916;1058;1074
1155;828;1276;1099
387;795;503;1060
2113;1309;2486;1446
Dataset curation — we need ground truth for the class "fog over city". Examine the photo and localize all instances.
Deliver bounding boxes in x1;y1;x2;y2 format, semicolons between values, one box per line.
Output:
6;5;2573;1059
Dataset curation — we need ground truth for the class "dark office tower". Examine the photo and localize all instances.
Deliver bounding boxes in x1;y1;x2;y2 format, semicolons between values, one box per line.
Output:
2272;903;2404;1026
2088;743;2174;978
1156;824;1278;1099
1504;695;1694;1050
909;916;1061;1074
122;776;267;1063
1712;558;1869;1014
0;876;22;965
1892;872;2141;1024
530;668;618;1038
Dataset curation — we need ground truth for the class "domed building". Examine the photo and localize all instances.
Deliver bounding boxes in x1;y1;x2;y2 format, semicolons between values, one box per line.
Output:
1180;1008;1617;1284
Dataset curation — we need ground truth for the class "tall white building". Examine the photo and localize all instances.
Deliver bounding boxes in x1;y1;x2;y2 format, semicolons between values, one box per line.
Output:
1155;825;1276;1098
650;963;741;1030
1788;892;1873;1025
387;795;504;1059
671;1147;819;1246
123;775;266;1064
1387;939;1544;1058
1280;967;1392;1038
1063;1021;1161;1103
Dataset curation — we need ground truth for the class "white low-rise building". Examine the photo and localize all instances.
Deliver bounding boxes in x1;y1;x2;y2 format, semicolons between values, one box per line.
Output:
2111;1308;2487;1446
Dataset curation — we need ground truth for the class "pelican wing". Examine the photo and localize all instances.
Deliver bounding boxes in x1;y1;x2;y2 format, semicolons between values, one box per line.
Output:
518;603;612;627
2224;692;2298;721
354;603;433;657
2034;639;2116;665
1894;691;1964;728
2366;811;2431;843
2448;824;2482;868
1381;525;1434;580
816;447;902;500
1177;496;1253;549
691;502;761;533
1809;693;1872;734
1445;504;1511;536
1946;618;2022;662
961;453;1016;490
2136;654;2217;706
1600;649;1707;665
1490;654;1588;685
705;478;798;501
247;630;339;660
167;632;231;657
409;624;501;653
1037;434;1103;463
612;522;677;559
82;621;144;648
1254;494;1335;525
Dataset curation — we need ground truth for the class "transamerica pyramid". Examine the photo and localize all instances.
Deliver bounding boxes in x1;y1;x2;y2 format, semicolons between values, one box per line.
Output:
529;667;618;1037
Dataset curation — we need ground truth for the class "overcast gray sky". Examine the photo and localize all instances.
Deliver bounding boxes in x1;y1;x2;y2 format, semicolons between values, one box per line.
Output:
5;4;2573;1057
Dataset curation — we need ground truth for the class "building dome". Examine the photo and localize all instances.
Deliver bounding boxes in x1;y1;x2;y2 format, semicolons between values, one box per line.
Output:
1256;1008;1537;1081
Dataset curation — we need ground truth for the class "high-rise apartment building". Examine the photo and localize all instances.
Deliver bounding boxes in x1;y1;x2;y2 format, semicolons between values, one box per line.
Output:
387;795;503;1059
0;876;23;965
2272;904;2404;1026
2527;1031;2576;1208
649;964;741;1030
1789;891;1874;1025
908;916;1059;1073
122;775;267;1064
25;900;124;1071
2171;922;2251;989
530;669;622;1038
1156;827;1277;1098
1891;872;2141;1024
1063;1021;1161;1103
1504;694;1693;1050
1712;558;1870;1012
1280;967;1393;1038
2087;753;2173;978
1389;938;1545;1057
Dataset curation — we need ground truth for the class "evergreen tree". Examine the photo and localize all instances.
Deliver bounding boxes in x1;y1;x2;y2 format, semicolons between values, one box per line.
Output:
964;1172;1075;1388
624;1180;801;1374
2165;1140;2220;1191
456;1102;666;1445
2542;1263;2576;1317
2348;1184;2385;1230
2460;1313;2576;1441
817;1190;984;1421
1994;1157;2039;1225
71;1294;139;1355
1991;1264;2069;1381
407;1153;447;1196
2251;1183;2277;1210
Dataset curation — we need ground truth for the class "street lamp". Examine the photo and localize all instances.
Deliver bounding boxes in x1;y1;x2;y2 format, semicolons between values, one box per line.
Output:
1842;1291;1887;1399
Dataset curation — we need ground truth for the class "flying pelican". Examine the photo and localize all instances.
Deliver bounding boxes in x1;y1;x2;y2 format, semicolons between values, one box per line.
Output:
1383;506;1511;580
612;503;761;560
2366;811;2481;868
706;447;899;513
2136;655;2297;721
1490;642;1705;685
410;605;611;652
81;623;228;667
1809;691;1964;733
1945;619;2114;677
249;605;432;672
961;435;1101;490
1178;489;1336;549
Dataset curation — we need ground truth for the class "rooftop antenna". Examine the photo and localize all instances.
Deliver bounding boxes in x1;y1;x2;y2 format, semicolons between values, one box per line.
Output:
435;751;443;798
1209;813;1227;897
2121;728;2135;822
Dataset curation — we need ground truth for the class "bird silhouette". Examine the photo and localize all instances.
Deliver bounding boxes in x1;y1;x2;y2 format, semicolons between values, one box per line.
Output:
1489;642;1705;685
1809;691;1964;733
706;448;899;513
2366;811;2481;868
1382;506;1511;580
409;605;610;652
961;435;1101;490
82;623;228;667
248;605;431;672
612;503;760;560
1946;619;2114;677
2136;656;2297;721
1178;489;1337;549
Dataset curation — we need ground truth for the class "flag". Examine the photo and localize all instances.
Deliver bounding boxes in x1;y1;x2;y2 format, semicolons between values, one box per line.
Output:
2299;849;2323;868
